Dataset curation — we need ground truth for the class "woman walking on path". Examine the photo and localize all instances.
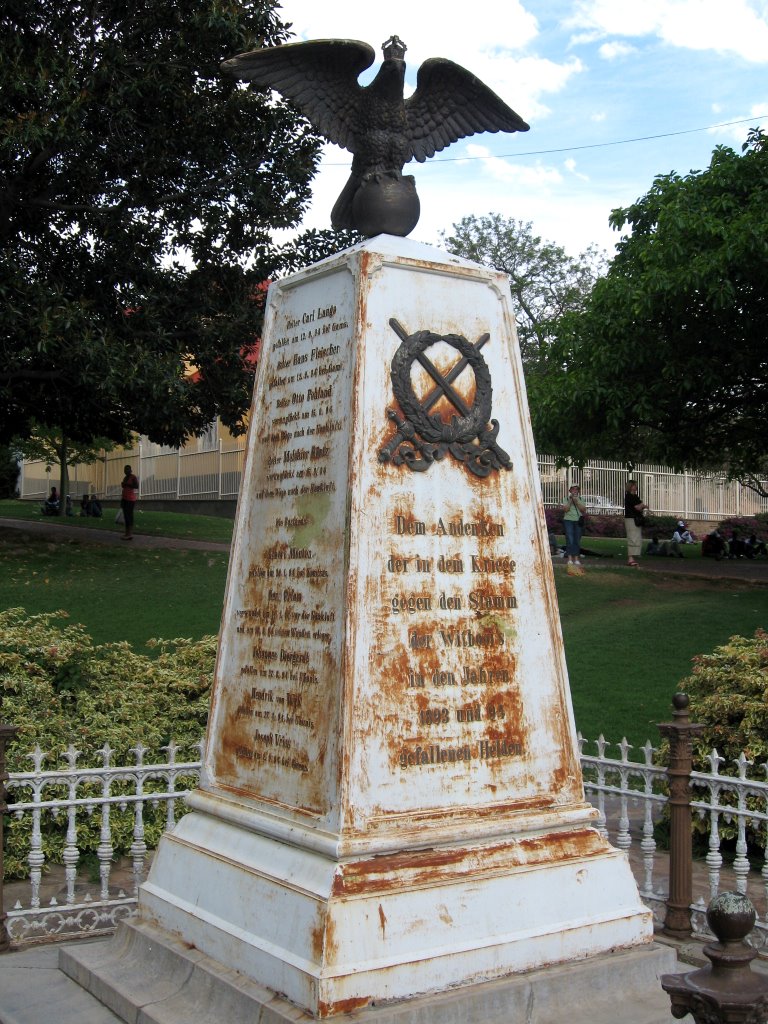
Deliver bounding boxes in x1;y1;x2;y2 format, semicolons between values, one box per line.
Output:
624;480;648;568
562;484;587;575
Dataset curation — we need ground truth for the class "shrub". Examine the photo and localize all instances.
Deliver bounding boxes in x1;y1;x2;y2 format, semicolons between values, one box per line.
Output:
545;506;564;534
684;630;768;765
644;514;681;537
0;447;19;499
583;513;626;538
0;608;215;877
717;516;768;543
677;630;768;851
546;507;628;538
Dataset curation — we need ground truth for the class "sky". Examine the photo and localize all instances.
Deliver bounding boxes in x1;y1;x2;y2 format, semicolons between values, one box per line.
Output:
266;0;768;258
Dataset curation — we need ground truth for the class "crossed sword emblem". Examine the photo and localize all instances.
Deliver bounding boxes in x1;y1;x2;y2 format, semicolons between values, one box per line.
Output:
379;320;491;463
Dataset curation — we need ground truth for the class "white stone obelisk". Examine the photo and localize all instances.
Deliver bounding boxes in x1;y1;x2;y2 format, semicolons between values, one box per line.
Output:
63;236;655;1020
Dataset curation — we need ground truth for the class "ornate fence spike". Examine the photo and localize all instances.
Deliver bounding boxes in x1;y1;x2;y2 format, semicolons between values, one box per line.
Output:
641;740;656;765
61;744;81;769
161;740;179;764
618;737;632;762
28;746;46;773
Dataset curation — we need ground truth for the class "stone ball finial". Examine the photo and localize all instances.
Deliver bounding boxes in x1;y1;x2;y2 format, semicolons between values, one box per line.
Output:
672;692;689;712
706;892;757;945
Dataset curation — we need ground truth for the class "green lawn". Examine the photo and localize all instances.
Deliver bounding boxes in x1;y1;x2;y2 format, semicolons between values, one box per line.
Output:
0;498;234;544
557;569;768;747
1;534;229;648
2;508;766;747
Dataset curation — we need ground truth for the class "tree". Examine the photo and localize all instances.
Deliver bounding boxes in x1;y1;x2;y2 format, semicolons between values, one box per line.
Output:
441;215;605;376
0;0;345;449
276;228;362;277
12;426;118;515
532;130;768;495
0;446;20;499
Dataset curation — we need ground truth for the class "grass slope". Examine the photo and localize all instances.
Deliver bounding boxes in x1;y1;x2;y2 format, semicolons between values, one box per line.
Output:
558;570;768;747
1;536;229;648
3;506;767;745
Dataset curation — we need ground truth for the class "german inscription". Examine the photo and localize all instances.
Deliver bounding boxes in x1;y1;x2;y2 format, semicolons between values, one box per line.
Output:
209;271;355;813
379;506;524;774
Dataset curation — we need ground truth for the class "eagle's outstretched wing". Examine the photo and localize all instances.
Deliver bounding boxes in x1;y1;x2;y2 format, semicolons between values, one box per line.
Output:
221;39;375;152
404;58;529;162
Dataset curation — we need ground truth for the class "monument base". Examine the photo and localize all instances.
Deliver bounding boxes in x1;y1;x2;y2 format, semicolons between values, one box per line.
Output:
60;918;676;1024
62;803;653;1018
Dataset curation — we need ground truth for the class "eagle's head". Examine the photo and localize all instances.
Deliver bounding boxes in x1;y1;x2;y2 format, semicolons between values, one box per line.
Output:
370;35;407;99
382;36;407;62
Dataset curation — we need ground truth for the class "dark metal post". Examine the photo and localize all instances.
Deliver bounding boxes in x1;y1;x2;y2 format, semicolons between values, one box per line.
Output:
662;892;768;1023
658;692;703;939
0;719;18;952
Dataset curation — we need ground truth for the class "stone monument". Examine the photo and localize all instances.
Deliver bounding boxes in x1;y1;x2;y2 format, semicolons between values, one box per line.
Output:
61;37;671;1024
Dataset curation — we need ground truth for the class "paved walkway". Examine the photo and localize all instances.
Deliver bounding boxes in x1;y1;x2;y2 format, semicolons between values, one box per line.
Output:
4;517;768;582
554;549;768;583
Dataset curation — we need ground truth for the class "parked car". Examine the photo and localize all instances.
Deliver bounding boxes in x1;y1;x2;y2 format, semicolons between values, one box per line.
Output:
581;494;623;515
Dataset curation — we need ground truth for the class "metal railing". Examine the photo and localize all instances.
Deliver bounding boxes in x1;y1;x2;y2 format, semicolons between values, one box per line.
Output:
2;709;768;949
20;447;768;521
580;727;768;949
3;741;201;946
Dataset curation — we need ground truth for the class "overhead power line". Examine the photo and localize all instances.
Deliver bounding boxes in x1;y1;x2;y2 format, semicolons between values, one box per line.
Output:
324;115;765;166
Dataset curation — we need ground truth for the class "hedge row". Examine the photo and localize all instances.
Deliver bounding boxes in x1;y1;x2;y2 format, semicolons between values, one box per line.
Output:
545;509;768;542
0;608;215;878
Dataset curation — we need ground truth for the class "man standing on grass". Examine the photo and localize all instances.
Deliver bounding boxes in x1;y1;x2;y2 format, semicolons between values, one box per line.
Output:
120;465;139;540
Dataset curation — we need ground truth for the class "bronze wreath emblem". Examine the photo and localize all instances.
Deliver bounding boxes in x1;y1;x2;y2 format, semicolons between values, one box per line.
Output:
378;319;512;477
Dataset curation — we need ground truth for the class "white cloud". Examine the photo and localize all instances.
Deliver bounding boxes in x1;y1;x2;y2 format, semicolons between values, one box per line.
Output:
568;0;768;63
565;158;590;181
270;1;585;132
464;144;563;186
708;102;768;143
590;112;607;122
598;41;637;60
278;0;539;67
469;55;584;123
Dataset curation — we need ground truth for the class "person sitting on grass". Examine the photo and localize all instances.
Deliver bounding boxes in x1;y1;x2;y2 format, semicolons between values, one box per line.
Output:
728;529;747;558
672;519;695;544
41;487;59;515
646;535;683;558
745;533;768;559
702;529;726;560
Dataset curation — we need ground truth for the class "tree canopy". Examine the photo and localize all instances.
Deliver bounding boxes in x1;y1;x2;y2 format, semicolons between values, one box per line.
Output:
1;0;352;449
532;129;768;493
441;214;605;377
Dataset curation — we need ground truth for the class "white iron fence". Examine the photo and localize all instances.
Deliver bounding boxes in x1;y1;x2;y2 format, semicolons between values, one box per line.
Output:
4;741;201;946
4;735;768;948
580;734;768;946
20;447;768;521
539;456;768;522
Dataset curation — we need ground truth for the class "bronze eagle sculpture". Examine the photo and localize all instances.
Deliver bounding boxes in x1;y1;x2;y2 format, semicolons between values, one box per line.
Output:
221;35;529;238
